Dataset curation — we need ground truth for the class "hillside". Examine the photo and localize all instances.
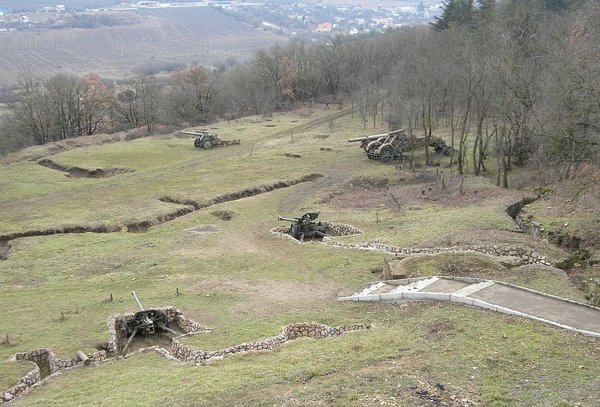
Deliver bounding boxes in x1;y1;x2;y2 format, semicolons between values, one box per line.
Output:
0;7;284;87
0;107;598;406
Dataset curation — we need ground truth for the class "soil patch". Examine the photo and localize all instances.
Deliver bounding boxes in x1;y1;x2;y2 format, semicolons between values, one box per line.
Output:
188;278;347;318
185;225;219;235
320;172;521;212
211;210;235;221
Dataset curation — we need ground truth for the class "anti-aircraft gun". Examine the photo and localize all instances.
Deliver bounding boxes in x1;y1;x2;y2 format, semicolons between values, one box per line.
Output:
120;291;179;354
278;212;328;242
179;130;240;150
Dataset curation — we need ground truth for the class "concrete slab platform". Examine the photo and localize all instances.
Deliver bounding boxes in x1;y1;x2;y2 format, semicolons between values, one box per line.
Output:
421;278;471;293
471;284;600;334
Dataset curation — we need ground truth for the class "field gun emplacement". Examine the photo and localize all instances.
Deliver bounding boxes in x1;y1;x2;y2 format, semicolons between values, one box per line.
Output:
120;291;179;354
179;130;240;149
278;212;329;242
348;129;452;163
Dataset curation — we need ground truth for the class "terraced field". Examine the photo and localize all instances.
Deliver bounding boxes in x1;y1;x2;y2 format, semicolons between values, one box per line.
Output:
0;7;285;87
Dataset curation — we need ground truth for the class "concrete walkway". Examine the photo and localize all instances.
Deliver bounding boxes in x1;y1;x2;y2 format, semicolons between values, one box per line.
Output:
339;276;600;338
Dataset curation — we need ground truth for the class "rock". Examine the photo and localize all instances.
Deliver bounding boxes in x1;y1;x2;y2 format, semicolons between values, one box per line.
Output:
4;393;14;401
496;256;522;267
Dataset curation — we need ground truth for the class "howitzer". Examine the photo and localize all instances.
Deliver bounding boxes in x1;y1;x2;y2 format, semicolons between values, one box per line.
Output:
121;292;178;354
278;212;328;241
179;130;240;149
347;132;389;143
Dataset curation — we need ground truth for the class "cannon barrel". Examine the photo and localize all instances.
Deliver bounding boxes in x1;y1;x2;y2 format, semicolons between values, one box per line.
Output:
131;291;144;311
278;216;299;222
348;129;406;142
347;133;388;142
179;130;206;136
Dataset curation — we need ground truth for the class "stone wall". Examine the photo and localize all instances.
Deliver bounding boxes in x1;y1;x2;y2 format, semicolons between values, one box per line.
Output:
14;348;106;376
0;363;40;404
172;322;371;365
322;238;553;267
3;348;106;404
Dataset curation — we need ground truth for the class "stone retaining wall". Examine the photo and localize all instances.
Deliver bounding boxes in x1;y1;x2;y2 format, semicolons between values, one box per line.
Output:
0;363;40;404
3;348;106;404
172;322;371;365
322;238;553;266
14;348;106;376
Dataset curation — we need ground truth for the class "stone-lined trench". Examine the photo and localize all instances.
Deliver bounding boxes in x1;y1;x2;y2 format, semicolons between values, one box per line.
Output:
1;307;369;404
272;220;554;267
0;174;323;259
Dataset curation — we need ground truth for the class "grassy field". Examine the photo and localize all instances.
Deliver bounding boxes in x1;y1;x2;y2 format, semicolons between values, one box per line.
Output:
1;107;599;406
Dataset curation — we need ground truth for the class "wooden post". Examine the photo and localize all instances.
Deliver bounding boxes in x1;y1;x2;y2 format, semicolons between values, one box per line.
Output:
249;142;255;157
390;193;402;211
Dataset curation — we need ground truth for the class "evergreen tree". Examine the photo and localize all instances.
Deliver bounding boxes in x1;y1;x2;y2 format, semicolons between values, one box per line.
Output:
431;0;497;31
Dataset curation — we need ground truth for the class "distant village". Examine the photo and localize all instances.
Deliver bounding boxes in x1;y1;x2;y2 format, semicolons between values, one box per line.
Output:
0;1;441;37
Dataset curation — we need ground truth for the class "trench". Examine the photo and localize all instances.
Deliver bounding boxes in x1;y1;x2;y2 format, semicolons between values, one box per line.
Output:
0;174;323;259
37;159;133;178
506;195;586;252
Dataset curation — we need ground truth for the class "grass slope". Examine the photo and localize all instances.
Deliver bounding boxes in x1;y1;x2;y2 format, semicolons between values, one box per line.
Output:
0;107;598;405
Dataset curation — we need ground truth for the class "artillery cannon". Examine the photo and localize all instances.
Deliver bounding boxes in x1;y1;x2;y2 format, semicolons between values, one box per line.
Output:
179;130;240;150
120;292;179;354
278;212;328;242
348;129;452;163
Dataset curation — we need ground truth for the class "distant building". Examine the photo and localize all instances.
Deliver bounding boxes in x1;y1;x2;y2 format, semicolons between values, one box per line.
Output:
137;1;159;7
20;15;30;23
316;22;332;32
55;5;66;12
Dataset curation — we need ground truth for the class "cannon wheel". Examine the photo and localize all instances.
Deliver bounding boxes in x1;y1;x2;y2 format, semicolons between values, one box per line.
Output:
379;145;395;163
366;142;381;159
201;139;212;149
194;138;202;148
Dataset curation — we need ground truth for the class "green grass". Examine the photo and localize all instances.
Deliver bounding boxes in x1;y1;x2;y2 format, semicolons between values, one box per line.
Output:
0;360;36;391
11;304;600;407
1;109;598;406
